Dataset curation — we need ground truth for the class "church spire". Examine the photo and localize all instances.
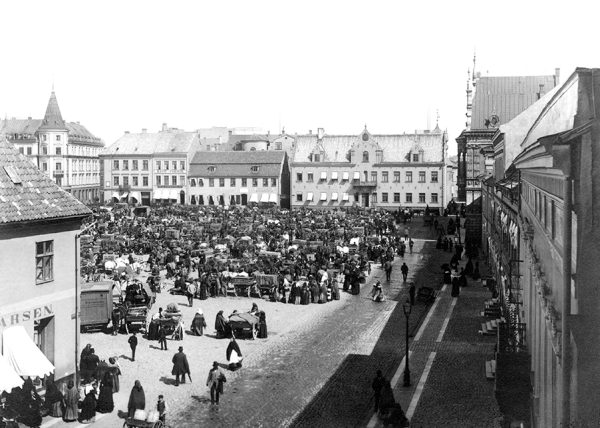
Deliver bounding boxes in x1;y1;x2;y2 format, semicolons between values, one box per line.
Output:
38;90;67;131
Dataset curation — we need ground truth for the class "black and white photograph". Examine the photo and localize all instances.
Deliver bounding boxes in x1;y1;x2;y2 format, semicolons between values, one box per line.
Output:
0;1;598;427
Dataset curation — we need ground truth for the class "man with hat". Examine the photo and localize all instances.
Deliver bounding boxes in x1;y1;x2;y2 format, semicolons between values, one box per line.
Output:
171;346;190;386
206;361;225;405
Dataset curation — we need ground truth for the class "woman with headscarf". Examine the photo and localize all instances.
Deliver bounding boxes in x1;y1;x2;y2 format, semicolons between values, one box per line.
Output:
191;308;207;336
215;310;230;339
127;381;145;418
257;311;268;339
106;357;121;393
63;380;79;422
226;337;243;371
17;378;43;427
44;380;64;418
300;282;310;305
318;279;328;304
78;389;97;424
96;372;114;413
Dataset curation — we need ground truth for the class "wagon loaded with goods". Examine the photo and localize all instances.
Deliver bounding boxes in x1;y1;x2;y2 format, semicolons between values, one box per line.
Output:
228;312;259;340
123;409;164;428
123;281;154;333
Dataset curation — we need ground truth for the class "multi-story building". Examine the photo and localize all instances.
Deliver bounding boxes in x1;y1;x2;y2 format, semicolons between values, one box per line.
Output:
0;91;104;203
0;136;91;389
188;151;290;208
99;127;203;205
290;126;449;211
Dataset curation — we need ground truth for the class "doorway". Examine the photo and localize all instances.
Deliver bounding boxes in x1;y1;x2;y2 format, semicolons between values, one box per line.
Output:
180;191;185;204
362;193;369;207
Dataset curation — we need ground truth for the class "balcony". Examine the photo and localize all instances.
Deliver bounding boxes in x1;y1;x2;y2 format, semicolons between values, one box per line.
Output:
352;180;377;188
53;170;64;177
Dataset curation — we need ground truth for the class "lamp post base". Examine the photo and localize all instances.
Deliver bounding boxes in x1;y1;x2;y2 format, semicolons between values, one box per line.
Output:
403;369;411;387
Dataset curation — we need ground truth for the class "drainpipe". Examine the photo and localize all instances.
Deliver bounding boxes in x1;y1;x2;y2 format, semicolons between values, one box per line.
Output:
561;176;572;426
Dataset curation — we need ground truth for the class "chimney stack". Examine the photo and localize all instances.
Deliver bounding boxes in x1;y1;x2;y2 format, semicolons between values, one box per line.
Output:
142;128;147;133
162;123;167;131
554;68;560;86
125;131;130;134
28;116;32;120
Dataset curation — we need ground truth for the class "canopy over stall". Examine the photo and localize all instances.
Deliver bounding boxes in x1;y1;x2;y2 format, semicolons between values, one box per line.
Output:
268;193;277;203
0;353;23;393
2;325;54;378
260;193;269;203
250;193;259;203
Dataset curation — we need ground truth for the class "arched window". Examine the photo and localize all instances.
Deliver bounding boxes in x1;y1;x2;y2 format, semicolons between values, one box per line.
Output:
198;179;204;187
251;165;260;173
190;178;196;187
362;151;369;163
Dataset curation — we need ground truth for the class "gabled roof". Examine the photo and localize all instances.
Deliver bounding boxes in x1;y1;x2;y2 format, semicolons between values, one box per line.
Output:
0;137;91;224
102;131;201;156
0;119;43;136
38;91;68;131
471;74;558;130
189;150;285;178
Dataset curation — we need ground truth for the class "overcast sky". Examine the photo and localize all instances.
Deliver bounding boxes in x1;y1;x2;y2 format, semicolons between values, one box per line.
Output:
0;0;597;154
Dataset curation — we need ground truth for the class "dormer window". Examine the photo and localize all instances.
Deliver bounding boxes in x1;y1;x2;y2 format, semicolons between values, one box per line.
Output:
251;165;260;173
314;154;320;162
362;151;369;163
412;153;419;162
208;166;216;173
190;178;197;187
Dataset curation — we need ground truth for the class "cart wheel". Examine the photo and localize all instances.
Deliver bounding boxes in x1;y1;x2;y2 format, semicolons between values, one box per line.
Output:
154;421;164;428
122;421;129;428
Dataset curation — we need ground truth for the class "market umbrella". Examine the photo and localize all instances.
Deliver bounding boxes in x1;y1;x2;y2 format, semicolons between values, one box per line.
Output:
0;353;23;393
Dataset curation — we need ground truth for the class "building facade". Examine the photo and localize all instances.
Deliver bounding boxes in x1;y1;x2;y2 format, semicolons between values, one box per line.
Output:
0;136;91;388
188;151;290;208
290;127;449;211
0;91;104;203
99;128;203;205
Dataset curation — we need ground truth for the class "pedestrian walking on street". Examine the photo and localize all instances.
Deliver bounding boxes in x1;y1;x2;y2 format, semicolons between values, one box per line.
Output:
127;380;145;418
128;332;138;361
186;280;196;307
158;325;168;350
400;263;409;282
63;380;79;422
191;308;207;336
409;282;416;306
372;370;386;412
206;361;226;405
156;395;168;425
409;239;414;254
111;308;121;335
172;346;190;386
384;259;393;282
226;337;243;371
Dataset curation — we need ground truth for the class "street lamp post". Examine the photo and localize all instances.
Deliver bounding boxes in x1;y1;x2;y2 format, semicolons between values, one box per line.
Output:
403;299;411;387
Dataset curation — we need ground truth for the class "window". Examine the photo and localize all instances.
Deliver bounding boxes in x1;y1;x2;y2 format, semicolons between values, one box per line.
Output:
180;161;185;171
296;194;303;202
132;160;138;170
113;160;119;170
382;193;389;202
394;192;400;203
56;162;62;170
164;176;169;186
43;147;47;155
431;193;438;203
382;172;389;183
36;240;53;283
122;176;128;186
412;154;419;162
252;178;258;187
180;176;185;186
164;161;169;170
551;200;556;239
219;178;225;187
241;178;247;187
190;179;196;187
362;151;369;162
170;176;176;186
19;147;24;154
543;195;547;227
354;193;359;202
156;161;161;170
405;172;412;183
394;171;401;182
263;178;268;187
123;160;129;170
171;161;176;171
27;147;32;155
419;193;426;203
297;173;303;182
372;193;377;203
251;165;260;173
142;176;148;186
419;171;426;183
271;178;277;187
371;171;377;182
230;178;236;187
208;178;214;187
406;193;412;203
313;154;320;162
56;135;61;141
208;166;216;173
42;162;47;171
307;173;314;182
143;160;148;170
42;134;47;141
113;176;119;186
198;179;204;187
156;176;162;186
431;171;438;183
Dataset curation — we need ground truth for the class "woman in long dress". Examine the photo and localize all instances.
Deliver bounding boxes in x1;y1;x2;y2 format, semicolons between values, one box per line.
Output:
78;390;97;424
44;380;64;418
96;372;114;413
106;357;121;393
191;308;207;336
63;380;79;422
226;337;243;371
127;380;145;418
215;310;229;339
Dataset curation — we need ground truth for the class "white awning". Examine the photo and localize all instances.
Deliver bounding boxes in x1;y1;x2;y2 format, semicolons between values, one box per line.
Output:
120;192;129;199
307;192;314;201
342;193;350;201
353;171;360;179
331;192;338;200
153;189;164;199
168;189;180;200
2;325;54;378
260;193;269;203
269;193;277;203
111;191;119;199
129;191;142;202
320;192;327;201
342;172;350;180
331;172;338;180
320;171;327;180
250;193;259;203
0;354;23;393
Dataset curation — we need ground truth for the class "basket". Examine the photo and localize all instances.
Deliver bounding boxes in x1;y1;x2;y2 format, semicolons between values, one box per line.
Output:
134;409;147;420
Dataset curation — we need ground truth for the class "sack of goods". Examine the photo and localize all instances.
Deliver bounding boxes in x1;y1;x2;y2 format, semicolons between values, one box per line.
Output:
134;409;147;421
146;410;160;423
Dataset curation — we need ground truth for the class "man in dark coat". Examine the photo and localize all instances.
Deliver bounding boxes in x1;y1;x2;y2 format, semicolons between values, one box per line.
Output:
172;346;190;386
400;263;409;282
158;325;168;351
384;259;393;282
128;332;138;361
372;370;386;412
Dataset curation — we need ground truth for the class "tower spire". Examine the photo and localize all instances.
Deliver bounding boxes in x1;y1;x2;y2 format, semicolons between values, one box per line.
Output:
38;89;67;131
472;49;477;85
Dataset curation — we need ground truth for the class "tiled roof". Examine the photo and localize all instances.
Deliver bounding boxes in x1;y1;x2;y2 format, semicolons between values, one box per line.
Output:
0;119;43;136
471;75;558;130
292;130;445;163
0;137;91;224
38;91;68;131
189;151;285;178
66;122;104;146
102;131;201;156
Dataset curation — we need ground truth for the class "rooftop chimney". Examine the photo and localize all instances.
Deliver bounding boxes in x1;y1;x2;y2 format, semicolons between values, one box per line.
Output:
554;68;560;86
162;123;167;131
28;116;32;120
125;131;130;134
142;128;147;133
